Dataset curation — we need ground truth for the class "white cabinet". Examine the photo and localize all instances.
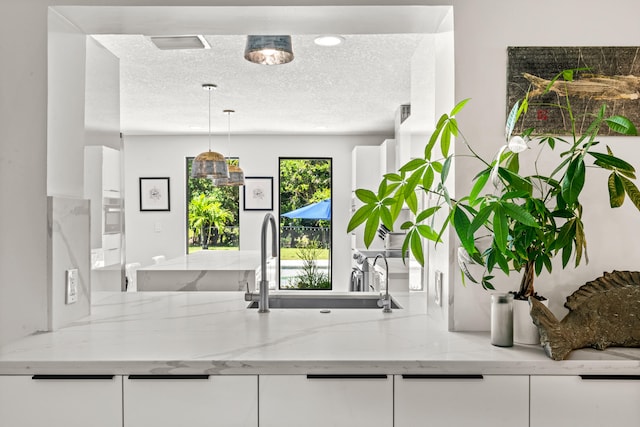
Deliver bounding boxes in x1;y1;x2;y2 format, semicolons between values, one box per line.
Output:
124;374;257;427
84;145;122;251
531;375;640;427
351;146;384;250
380;139;396;175
394;374;529;427
0;375;122;427
259;374;393;427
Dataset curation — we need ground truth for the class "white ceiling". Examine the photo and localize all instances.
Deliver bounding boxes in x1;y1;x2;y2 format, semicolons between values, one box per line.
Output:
60;5;452;136
92;33;426;136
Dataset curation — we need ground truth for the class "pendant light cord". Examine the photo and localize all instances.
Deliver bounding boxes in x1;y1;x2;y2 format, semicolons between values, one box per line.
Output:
208;88;212;152
224;109;236;165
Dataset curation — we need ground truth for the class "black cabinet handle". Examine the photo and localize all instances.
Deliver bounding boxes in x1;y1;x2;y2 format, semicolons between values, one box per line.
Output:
128;374;210;380
32;375;114;380
580;375;640;381
402;374;484;380
306;374;388;379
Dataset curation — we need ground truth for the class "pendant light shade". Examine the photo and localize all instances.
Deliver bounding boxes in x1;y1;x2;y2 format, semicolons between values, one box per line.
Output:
244;35;294;65
213;109;245;187
191;84;229;180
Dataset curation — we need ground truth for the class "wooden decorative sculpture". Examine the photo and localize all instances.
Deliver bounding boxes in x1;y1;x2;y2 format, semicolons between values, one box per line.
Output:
530;271;640;360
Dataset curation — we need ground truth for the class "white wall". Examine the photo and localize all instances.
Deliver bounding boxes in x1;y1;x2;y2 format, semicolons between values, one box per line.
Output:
85;37;120;150
47;9;86;199
124;134;383;291
4;0;640;346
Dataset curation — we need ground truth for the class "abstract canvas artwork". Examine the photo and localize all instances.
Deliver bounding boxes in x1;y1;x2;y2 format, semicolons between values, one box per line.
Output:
507;46;640;135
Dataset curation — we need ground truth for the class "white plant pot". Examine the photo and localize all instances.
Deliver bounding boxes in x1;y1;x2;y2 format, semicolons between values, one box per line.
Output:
513;298;548;345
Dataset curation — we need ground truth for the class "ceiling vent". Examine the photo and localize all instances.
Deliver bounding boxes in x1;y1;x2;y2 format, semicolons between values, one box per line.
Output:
150;35;210;50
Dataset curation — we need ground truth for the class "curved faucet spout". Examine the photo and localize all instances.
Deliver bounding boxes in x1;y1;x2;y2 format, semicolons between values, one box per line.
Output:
373;253;392;313
259;213;278;313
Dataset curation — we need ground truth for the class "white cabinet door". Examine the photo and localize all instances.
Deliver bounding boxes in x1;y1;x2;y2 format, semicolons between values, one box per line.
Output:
124;374;257;427
394;374;529;427
531;375;640;427
259;374;393;427
0;375;122;427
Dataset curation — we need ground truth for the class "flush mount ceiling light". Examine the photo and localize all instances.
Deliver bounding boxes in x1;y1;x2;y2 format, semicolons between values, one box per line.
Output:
211;109;245;187
150;35;210;50
313;35;345;47
191;84;229;180
244;35;294;65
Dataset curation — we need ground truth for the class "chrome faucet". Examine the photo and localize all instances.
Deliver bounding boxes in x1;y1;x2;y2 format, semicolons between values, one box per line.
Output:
254;213;277;313
373;253;392;313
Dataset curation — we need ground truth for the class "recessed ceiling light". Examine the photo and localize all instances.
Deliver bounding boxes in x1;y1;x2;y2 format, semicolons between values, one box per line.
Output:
314;35;344;47
149;35;210;50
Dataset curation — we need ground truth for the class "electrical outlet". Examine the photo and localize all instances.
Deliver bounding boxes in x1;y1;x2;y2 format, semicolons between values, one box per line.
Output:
66;269;78;304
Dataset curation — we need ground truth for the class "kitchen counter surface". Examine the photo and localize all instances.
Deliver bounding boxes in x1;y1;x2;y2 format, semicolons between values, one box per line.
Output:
0;291;638;375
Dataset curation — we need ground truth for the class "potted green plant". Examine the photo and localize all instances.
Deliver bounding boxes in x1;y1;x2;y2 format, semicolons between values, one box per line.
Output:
348;69;640;342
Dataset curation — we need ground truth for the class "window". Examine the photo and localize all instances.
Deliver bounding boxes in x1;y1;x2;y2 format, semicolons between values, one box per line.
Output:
186;157;240;253
279;158;332;289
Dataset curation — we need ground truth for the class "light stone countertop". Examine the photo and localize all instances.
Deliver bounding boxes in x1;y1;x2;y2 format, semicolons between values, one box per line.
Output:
0;291;638;376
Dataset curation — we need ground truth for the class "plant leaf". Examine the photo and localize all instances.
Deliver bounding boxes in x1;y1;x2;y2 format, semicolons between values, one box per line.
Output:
441;122;452;158
441;156;452;184
404;167;425;198
363;208;380;247
469;170;490;205
422;165;435;190
391;191;405;221
347;204;374;232
605;115;638;135
574;218;586;266
453;206;474;255
385;173;402;182
561;157;585;205
501;202;539;228
492;204;508;251
401;230;411;264
380;206;394;231
468;204;493;237
608;173;625;208
425;114;448;160
505;101;519;140
589;152;635;172
410;229;425;266
406;190;418;213
399;158;427;172
619;175;640;211
561;243;572;268
417;224;441;242
450;98;470;116
493;244;510;275
355;188;378;204
416;206;441;223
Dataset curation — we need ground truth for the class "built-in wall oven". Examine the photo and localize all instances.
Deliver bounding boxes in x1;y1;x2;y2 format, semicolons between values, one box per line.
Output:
103;197;122;234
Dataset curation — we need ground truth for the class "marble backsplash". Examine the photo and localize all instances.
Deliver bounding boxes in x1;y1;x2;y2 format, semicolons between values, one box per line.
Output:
47;196;91;330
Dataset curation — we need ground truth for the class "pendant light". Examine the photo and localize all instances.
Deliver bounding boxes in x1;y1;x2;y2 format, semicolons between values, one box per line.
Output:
191;84;229;180
244;35;294;65
212;109;245;187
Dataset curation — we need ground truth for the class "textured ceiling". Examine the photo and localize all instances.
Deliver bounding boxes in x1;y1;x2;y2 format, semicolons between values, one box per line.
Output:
92;34;425;136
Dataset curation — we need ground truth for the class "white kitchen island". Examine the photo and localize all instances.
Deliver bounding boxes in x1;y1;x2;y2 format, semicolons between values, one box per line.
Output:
136;250;275;292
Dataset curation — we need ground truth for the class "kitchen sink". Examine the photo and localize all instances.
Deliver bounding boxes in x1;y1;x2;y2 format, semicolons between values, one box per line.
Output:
246;294;402;309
